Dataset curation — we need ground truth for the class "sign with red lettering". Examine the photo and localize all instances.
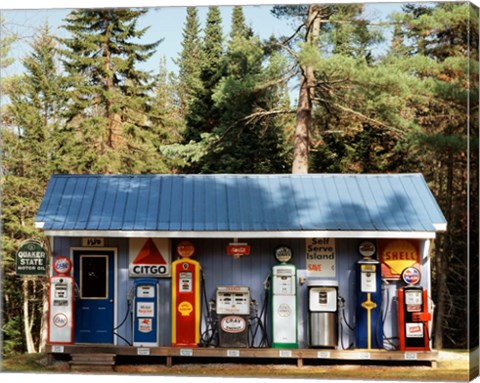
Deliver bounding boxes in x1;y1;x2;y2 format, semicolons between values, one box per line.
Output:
226;243;251;256
378;239;420;279
129;238;171;277
306;238;336;277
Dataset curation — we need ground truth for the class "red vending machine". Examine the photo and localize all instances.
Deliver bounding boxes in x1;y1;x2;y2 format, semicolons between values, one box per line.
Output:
171;241;201;347
397;267;431;351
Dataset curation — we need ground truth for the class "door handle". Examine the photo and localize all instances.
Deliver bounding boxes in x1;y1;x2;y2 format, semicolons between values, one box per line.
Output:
109;299;113;303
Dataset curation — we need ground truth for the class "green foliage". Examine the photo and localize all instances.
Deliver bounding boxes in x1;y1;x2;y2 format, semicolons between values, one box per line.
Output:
59;8;169;173
175;7;203;115
1;3;476;354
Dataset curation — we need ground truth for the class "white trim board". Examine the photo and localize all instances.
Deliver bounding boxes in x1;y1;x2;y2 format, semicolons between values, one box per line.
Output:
44;230;437;239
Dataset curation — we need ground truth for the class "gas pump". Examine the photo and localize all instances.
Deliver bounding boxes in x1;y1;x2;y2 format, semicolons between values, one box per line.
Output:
271;245;298;349
397;267;431;351
308;280;338;348
48;276;74;344
215;286;251;347
171;241;201;347
133;278;159;347
355;241;383;349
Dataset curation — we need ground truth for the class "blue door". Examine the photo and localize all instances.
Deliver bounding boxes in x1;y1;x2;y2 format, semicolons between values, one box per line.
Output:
73;250;115;343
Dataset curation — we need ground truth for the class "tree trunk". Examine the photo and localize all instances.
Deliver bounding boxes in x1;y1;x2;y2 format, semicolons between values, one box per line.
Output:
38;280;49;352
23;279;36;353
292;5;322;174
433;236;446;349
434;150;454;349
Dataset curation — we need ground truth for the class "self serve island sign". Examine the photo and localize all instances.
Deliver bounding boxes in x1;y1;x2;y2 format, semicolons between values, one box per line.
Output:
129;238;171;277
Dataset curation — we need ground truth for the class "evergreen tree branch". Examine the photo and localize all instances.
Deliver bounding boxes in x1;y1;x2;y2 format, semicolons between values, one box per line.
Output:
314;97;405;136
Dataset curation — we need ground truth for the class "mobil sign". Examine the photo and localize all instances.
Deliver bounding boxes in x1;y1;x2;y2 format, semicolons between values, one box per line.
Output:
129;238;171;277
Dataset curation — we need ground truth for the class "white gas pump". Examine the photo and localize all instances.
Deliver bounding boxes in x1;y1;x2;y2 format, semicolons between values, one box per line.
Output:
48;276;74;344
271;245;298;348
308;280;338;348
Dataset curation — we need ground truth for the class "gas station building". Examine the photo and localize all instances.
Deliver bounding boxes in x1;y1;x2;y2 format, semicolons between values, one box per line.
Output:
36;173;446;367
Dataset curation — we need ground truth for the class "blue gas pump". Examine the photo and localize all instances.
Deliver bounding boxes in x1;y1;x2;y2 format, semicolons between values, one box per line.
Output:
355;241;383;349
133;278;159;347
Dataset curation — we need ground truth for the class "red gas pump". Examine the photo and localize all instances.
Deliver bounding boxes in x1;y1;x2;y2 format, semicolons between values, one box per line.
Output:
397;267;431;351
171;241;201;347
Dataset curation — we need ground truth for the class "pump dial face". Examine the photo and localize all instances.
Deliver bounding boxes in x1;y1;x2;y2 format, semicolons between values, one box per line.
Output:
358;241;376;258
274;245;293;263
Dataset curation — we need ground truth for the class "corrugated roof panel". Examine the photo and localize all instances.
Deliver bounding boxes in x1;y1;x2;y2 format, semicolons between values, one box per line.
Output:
397;176;432;231
98;177;117;230
109;177;128;230
193;176;206;231
225;176;240;231
266;176;286;230
333;176;361;230
132;177;152;230
40;175;65;229
75;177;98;230
355;176;388;231
86;176;107;230
215;177;229;231
346;176;378;231
204;177;217;231
180;176;193;231
69;177;89;230
157;176;172;230
35;174;446;234
321;176;347;230
249;176;265;231
144;177;160;231
409;176;446;227
285;177;313;230
169;176;183;230
366;176;405;231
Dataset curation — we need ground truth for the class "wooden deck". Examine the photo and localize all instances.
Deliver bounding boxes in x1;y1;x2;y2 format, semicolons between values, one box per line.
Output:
47;344;439;370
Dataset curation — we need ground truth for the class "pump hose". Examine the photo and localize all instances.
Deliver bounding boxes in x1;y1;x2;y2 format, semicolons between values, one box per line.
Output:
250;288;270;348
381;288;398;350
200;273;218;347
338;297;354;350
113;299;132;346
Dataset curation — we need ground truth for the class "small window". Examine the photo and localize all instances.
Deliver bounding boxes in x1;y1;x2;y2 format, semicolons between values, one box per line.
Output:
80;255;108;299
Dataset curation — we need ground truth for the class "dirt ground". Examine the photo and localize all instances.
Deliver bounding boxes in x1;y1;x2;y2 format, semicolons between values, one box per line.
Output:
101;351;473;381
2;350;476;381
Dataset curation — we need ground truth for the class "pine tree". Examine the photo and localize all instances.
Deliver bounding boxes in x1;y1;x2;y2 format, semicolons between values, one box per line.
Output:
175;7;202;117
273;4;423;174
58;8;168;173
195;6;288;173
2;24;66;354
392;3;478;349
182;6;224;146
230;5;251;40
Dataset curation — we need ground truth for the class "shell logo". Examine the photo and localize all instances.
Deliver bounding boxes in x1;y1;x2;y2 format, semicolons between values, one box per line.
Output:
178;301;193;316
379;239;420;276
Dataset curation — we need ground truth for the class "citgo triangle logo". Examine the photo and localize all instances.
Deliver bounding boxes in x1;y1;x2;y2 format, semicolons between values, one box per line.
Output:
133;238;167;265
129;238;171;277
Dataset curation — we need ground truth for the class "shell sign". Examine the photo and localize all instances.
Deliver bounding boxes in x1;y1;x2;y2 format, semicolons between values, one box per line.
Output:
378;239;420;279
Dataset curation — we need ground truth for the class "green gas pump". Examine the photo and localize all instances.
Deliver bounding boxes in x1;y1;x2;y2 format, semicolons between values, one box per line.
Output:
271;245;298;348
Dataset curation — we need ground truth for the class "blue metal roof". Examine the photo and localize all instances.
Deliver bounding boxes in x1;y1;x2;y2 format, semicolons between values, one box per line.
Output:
35;174;446;235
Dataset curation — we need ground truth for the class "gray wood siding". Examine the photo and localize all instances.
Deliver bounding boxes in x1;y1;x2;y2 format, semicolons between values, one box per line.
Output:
52;236;430;349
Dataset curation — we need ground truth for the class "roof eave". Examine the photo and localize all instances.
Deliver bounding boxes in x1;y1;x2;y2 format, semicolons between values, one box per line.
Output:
40;229;438;239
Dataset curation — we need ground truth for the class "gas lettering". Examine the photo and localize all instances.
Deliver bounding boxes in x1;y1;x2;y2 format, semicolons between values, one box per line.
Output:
383;251;417;261
131;265;168;275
